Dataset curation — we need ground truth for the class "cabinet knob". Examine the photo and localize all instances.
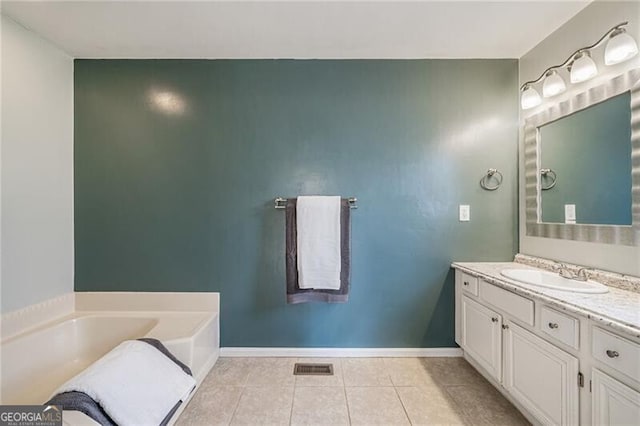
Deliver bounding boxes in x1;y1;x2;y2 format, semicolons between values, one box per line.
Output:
501;324;509;330
548;322;559;329
491;317;498;323
606;350;620;358
463;281;469;286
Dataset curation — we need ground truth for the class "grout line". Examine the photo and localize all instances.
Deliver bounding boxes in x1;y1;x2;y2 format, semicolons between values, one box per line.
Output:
392;385;413;424
225;359;254;424
341;360;353;425
226;384;246;425
288;385;295;426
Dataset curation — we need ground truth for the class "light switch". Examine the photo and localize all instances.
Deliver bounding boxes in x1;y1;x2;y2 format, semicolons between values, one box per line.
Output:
564;204;576;224
459;205;470;222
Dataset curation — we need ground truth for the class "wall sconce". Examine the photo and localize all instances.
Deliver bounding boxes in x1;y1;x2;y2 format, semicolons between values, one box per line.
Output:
521;21;638;110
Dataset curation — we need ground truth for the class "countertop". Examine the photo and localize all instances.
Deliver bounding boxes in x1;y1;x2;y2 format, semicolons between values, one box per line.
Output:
452;261;640;339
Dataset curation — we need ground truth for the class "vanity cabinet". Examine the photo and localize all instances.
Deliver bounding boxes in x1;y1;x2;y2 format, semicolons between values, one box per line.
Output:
591;327;640;425
504;321;579;425
455;267;640;426
592;368;640;425
455;270;580;426
460;295;502;381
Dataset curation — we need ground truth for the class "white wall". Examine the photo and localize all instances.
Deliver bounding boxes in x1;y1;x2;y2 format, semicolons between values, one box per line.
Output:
519;1;640;276
1;15;74;313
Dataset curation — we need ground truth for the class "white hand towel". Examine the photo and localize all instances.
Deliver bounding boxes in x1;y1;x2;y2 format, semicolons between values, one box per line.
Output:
296;196;342;290
55;340;195;426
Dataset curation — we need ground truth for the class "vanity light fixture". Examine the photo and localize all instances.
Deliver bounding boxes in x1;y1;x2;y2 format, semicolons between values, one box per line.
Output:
521;84;542;110
605;26;639;65
542;70;566;98
520;21;638;109
569;51;598;83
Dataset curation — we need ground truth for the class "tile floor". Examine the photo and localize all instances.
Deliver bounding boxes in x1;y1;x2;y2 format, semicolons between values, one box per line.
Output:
177;357;530;425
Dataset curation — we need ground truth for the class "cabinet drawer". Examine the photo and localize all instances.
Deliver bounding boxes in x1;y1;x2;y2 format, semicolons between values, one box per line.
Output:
479;281;534;326
540;306;579;349
592;327;640;382
460;272;479;296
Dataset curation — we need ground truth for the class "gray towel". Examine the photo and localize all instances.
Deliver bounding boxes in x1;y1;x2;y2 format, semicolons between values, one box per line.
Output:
286;198;351;303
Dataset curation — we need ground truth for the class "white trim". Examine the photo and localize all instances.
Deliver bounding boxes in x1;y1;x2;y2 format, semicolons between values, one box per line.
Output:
220;347;462;358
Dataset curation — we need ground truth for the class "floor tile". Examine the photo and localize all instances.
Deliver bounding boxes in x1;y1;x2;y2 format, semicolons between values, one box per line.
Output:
295;358;344;387
203;357;252;387
421;357;487;386
383;357;437;387
395;386;467;425
291;386;350;425
245;357;297;386
446;383;530;426
230;386;294;425
341;358;393;387
177;386;242;426
345;387;410;425
176;357;529;426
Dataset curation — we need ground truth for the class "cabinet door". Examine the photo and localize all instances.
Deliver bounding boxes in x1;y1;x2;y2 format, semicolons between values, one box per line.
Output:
461;295;502;381
592;369;640;426
504;321;579;426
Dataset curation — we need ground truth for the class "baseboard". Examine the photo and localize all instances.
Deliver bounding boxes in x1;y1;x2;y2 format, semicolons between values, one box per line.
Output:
220;347;462;357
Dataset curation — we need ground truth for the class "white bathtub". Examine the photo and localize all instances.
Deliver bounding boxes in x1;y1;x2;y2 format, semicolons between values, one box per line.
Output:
0;292;219;424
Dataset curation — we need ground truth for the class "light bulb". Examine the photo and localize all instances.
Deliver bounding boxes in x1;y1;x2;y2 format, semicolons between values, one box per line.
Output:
542;70;566;98
570;52;598;83
605;29;639;65
521;85;541;110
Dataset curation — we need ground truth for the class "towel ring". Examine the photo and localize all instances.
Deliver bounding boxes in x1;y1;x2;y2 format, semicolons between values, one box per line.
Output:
480;168;503;191
540;168;557;190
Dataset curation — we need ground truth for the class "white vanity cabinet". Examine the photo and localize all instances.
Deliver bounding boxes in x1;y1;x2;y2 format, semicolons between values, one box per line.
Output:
503;321;579;425
460;295;502;381
455;269;579;426
592;369;640;425
455;267;640;426
591;327;640;425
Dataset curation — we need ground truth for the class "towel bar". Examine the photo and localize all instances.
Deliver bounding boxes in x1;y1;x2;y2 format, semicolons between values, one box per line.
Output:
274;197;358;209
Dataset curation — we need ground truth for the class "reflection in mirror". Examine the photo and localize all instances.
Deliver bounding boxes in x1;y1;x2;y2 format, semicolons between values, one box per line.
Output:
538;91;632;226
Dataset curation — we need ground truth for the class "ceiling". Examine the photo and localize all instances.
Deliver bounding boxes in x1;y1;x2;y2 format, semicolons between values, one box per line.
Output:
1;1;590;59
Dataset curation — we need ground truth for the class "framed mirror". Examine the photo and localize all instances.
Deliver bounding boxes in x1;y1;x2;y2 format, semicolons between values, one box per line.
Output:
523;68;640;246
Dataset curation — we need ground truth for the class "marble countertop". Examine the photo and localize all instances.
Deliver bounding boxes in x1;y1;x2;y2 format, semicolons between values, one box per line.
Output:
452;261;640;339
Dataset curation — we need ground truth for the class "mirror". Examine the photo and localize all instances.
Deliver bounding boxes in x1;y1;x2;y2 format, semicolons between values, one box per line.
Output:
523;69;639;246
539;91;632;225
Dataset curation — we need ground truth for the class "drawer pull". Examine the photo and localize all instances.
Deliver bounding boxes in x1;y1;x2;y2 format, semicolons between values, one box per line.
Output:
463;281;469;286
548;322;559;329
606;350;620;358
491;317;498;323
502;324;509;330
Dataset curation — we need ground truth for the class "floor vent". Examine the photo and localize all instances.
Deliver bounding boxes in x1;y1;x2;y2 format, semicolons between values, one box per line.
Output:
293;363;334;376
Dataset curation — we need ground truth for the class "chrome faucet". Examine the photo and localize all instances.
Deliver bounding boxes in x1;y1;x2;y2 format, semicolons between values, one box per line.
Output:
574;267;591;282
555;263;590;281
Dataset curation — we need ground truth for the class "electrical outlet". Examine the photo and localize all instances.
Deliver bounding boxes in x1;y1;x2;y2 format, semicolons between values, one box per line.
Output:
459;205;470;222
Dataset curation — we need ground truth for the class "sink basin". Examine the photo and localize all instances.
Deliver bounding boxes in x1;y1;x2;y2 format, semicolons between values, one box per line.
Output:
500;269;609;294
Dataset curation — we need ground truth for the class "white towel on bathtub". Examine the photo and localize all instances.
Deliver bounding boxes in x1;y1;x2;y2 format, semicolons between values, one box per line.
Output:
55;340;195;426
296;195;342;290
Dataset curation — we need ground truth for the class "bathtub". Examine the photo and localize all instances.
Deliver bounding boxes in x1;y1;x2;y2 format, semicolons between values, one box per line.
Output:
0;292;219;424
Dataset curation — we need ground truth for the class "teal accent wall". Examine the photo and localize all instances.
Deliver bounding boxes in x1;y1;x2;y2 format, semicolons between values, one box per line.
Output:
540;92;632;225
75;60;518;348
